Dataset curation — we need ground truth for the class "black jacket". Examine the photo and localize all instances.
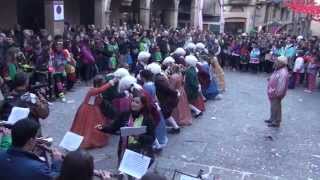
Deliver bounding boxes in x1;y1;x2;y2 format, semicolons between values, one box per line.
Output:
0;148;61;180
101;111;155;149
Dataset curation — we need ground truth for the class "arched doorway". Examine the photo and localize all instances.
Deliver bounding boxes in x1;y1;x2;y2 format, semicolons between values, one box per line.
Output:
151;0;175;27
79;0;95;25
225;18;246;34
178;0;192;28
17;0;45;31
109;0;140;27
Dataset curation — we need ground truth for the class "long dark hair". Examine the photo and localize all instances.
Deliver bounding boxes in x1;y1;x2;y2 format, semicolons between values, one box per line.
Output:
93;75;105;88
131;89;153;121
57;150;94;180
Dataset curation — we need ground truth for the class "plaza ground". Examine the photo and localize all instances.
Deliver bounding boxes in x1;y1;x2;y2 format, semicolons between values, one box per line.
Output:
42;71;320;180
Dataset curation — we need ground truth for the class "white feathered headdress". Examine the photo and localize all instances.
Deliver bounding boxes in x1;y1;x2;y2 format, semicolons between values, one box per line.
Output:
113;68;130;79
185;55;199;67
174;48;186;56
146;63;162;75
196;42;205;50
138;51;151;62
118;75;137;93
185;42;196;50
297;35;303;41
162;56;175;65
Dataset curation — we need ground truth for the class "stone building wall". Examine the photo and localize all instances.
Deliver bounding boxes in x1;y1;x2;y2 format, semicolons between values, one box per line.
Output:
222;0;310;34
0;0;219;33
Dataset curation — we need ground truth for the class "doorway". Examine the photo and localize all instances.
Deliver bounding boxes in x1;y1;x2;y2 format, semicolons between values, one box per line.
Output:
79;0;94;25
225;22;245;34
17;0;45;31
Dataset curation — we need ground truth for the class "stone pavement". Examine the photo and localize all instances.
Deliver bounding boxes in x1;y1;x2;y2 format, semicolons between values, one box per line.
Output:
42;71;320;180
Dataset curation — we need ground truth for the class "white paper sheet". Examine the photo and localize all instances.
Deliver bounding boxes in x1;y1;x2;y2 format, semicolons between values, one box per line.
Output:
7;107;30;125
59;131;83;151
88;96;96;105
180;175;201;180
54;4;64;21
0;90;4;101
120;126;147;137
118;149;151;179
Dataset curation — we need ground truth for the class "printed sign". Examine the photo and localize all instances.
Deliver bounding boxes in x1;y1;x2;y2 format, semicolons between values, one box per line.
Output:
54;4;64;21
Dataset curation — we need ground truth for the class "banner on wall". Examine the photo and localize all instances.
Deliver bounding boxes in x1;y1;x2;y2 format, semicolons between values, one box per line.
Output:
54;3;64;21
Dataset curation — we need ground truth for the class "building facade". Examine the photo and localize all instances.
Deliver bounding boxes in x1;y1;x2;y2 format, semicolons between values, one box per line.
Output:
0;0;220;35
222;0;311;36
0;0;311;36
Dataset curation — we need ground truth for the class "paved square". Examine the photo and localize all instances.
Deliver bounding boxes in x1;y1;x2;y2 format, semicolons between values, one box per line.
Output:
42;71;320;180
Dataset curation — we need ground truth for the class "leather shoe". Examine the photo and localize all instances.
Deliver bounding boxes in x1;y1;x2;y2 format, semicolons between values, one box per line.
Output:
268;123;280;128
264;119;272;123
168;128;181;134
194;112;203;118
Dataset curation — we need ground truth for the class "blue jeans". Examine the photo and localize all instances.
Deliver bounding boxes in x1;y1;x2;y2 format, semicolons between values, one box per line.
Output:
155;112;168;145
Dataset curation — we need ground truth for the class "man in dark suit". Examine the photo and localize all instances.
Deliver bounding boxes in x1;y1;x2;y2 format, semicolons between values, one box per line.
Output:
0;119;62;180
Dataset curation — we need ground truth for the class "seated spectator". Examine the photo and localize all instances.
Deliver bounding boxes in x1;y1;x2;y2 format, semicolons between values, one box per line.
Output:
0;118;62;180
0;72;49;122
0;127;11;150
57;149;111;180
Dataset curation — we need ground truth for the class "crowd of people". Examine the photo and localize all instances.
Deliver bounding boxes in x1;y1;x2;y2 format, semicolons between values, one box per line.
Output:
0;22;319;180
0;23;225;180
219;32;320;93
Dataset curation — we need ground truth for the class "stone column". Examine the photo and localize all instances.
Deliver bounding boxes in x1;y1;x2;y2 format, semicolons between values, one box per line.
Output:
164;8;179;28
95;0;105;29
64;0;80;25
169;0;180;29
95;0;112;29
105;10;111;27
140;0;151;29
245;6;256;33
190;0;203;28
44;0;64;35
190;0;198;27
